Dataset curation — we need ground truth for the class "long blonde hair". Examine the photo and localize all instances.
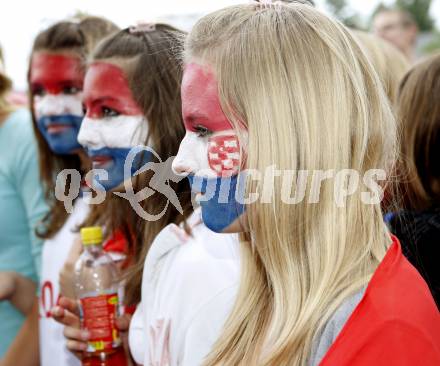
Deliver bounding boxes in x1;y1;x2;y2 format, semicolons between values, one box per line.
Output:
354;30;409;104
185;3;396;365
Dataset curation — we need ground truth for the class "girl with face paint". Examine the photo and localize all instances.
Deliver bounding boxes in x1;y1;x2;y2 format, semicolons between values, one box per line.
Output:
173;2;440;366
0;43;48;360
26;17;120;366
55;24;240;366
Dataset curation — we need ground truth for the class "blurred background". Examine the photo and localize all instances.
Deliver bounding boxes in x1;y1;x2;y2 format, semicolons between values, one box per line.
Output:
0;0;439;91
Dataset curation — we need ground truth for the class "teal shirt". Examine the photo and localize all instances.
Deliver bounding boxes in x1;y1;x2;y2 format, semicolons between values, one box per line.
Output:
0;109;48;356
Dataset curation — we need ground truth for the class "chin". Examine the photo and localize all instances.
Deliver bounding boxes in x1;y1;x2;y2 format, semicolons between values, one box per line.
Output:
202;209;244;234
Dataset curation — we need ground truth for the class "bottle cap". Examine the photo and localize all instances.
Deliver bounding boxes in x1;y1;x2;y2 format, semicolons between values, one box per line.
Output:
80;226;103;246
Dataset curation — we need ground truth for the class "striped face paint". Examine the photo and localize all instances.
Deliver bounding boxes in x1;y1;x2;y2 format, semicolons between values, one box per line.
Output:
30;52;84;154
172;63;247;233
78;62;150;191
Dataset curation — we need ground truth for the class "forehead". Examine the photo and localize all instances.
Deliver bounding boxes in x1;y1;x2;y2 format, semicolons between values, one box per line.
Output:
181;63;225;116
182;63;218;99
374;11;402;27
30;52;83;83
83;61;133;98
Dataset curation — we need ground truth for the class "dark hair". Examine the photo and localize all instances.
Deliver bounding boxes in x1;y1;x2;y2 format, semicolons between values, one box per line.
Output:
84;24;192;304
396;53;440;211
28;17;119;239
0;44;12;102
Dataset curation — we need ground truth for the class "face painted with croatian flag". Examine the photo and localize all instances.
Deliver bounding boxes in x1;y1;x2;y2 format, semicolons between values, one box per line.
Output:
172;63;246;233
78;62;150;191
30;52;84;154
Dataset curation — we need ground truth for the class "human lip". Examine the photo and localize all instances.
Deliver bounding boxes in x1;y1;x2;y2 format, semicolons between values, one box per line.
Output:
91;155;112;168
46;124;71;134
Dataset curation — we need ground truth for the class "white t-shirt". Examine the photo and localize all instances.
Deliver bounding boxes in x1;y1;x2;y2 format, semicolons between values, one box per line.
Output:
39;198;89;366
128;210;240;366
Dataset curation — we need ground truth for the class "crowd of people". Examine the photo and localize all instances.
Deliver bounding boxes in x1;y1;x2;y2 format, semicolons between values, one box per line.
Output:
0;1;439;365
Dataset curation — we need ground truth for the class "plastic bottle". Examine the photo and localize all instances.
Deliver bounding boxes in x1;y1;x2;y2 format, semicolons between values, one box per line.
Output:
75;226;127;366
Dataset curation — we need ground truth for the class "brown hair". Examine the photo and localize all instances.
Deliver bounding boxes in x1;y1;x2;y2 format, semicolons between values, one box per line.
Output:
28;17;119;239
396;54;440;211
0;44;13;113
84;24;192;304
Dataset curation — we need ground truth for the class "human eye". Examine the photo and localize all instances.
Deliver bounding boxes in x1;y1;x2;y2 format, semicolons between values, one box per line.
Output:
32;85;46;97
194;124;213;138
101;106;120;118
62;85;81;95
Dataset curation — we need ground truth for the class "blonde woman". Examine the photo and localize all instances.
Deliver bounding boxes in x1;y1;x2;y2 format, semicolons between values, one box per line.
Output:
172;2;440;365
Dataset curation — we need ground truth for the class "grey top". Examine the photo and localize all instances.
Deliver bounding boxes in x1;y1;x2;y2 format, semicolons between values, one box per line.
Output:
308;287;366;366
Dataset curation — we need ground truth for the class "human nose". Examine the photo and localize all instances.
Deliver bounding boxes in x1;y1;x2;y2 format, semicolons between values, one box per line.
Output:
77;117;98;149
172;135;198;176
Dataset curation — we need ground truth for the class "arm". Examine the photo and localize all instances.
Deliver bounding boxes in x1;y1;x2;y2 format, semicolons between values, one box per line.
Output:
181;286;237;366
13;116;48;279
0;298;40;366
0;272;36;314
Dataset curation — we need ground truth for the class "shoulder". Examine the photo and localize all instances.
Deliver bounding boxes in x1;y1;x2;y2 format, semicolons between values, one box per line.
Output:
364;236;438;316
321;317;440;365
310;288;365;366
319;238;440;365
141;210;240;307
144;211;240;283
143;218;240;298
140;213;240;364
4;109;33;137
3;109;37;156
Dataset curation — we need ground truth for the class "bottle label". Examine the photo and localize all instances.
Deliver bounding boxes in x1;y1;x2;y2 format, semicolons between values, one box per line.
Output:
80;293;121;353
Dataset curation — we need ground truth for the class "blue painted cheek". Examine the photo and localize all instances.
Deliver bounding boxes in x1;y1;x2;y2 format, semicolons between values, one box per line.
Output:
37;115;83;154
188;174;246;233
88;147;153;191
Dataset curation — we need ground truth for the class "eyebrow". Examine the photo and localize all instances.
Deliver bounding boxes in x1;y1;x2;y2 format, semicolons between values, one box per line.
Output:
58;79;82;85
30;78;81;86
86;96;117;104
184;113;208;122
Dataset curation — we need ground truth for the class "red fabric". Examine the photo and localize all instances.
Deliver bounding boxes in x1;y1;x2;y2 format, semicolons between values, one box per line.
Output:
102;230;137;313
103;230;128;254
320;236;440;365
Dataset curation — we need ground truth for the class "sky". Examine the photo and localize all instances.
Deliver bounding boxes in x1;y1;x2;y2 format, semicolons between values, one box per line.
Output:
1;0;439;90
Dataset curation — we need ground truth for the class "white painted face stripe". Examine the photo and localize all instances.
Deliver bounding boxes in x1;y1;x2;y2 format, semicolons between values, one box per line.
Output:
77;115;149;150
172;131;217;178
34;94;83;119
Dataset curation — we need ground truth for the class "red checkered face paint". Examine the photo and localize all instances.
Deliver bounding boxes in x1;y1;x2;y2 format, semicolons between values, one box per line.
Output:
173;63;245;178
208;134;240;176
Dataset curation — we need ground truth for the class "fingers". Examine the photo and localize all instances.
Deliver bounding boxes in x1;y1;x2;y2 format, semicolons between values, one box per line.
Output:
66;338;87;355
63;326;89;344
51;306;80;327
116;313;132;331
58;296;80;316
